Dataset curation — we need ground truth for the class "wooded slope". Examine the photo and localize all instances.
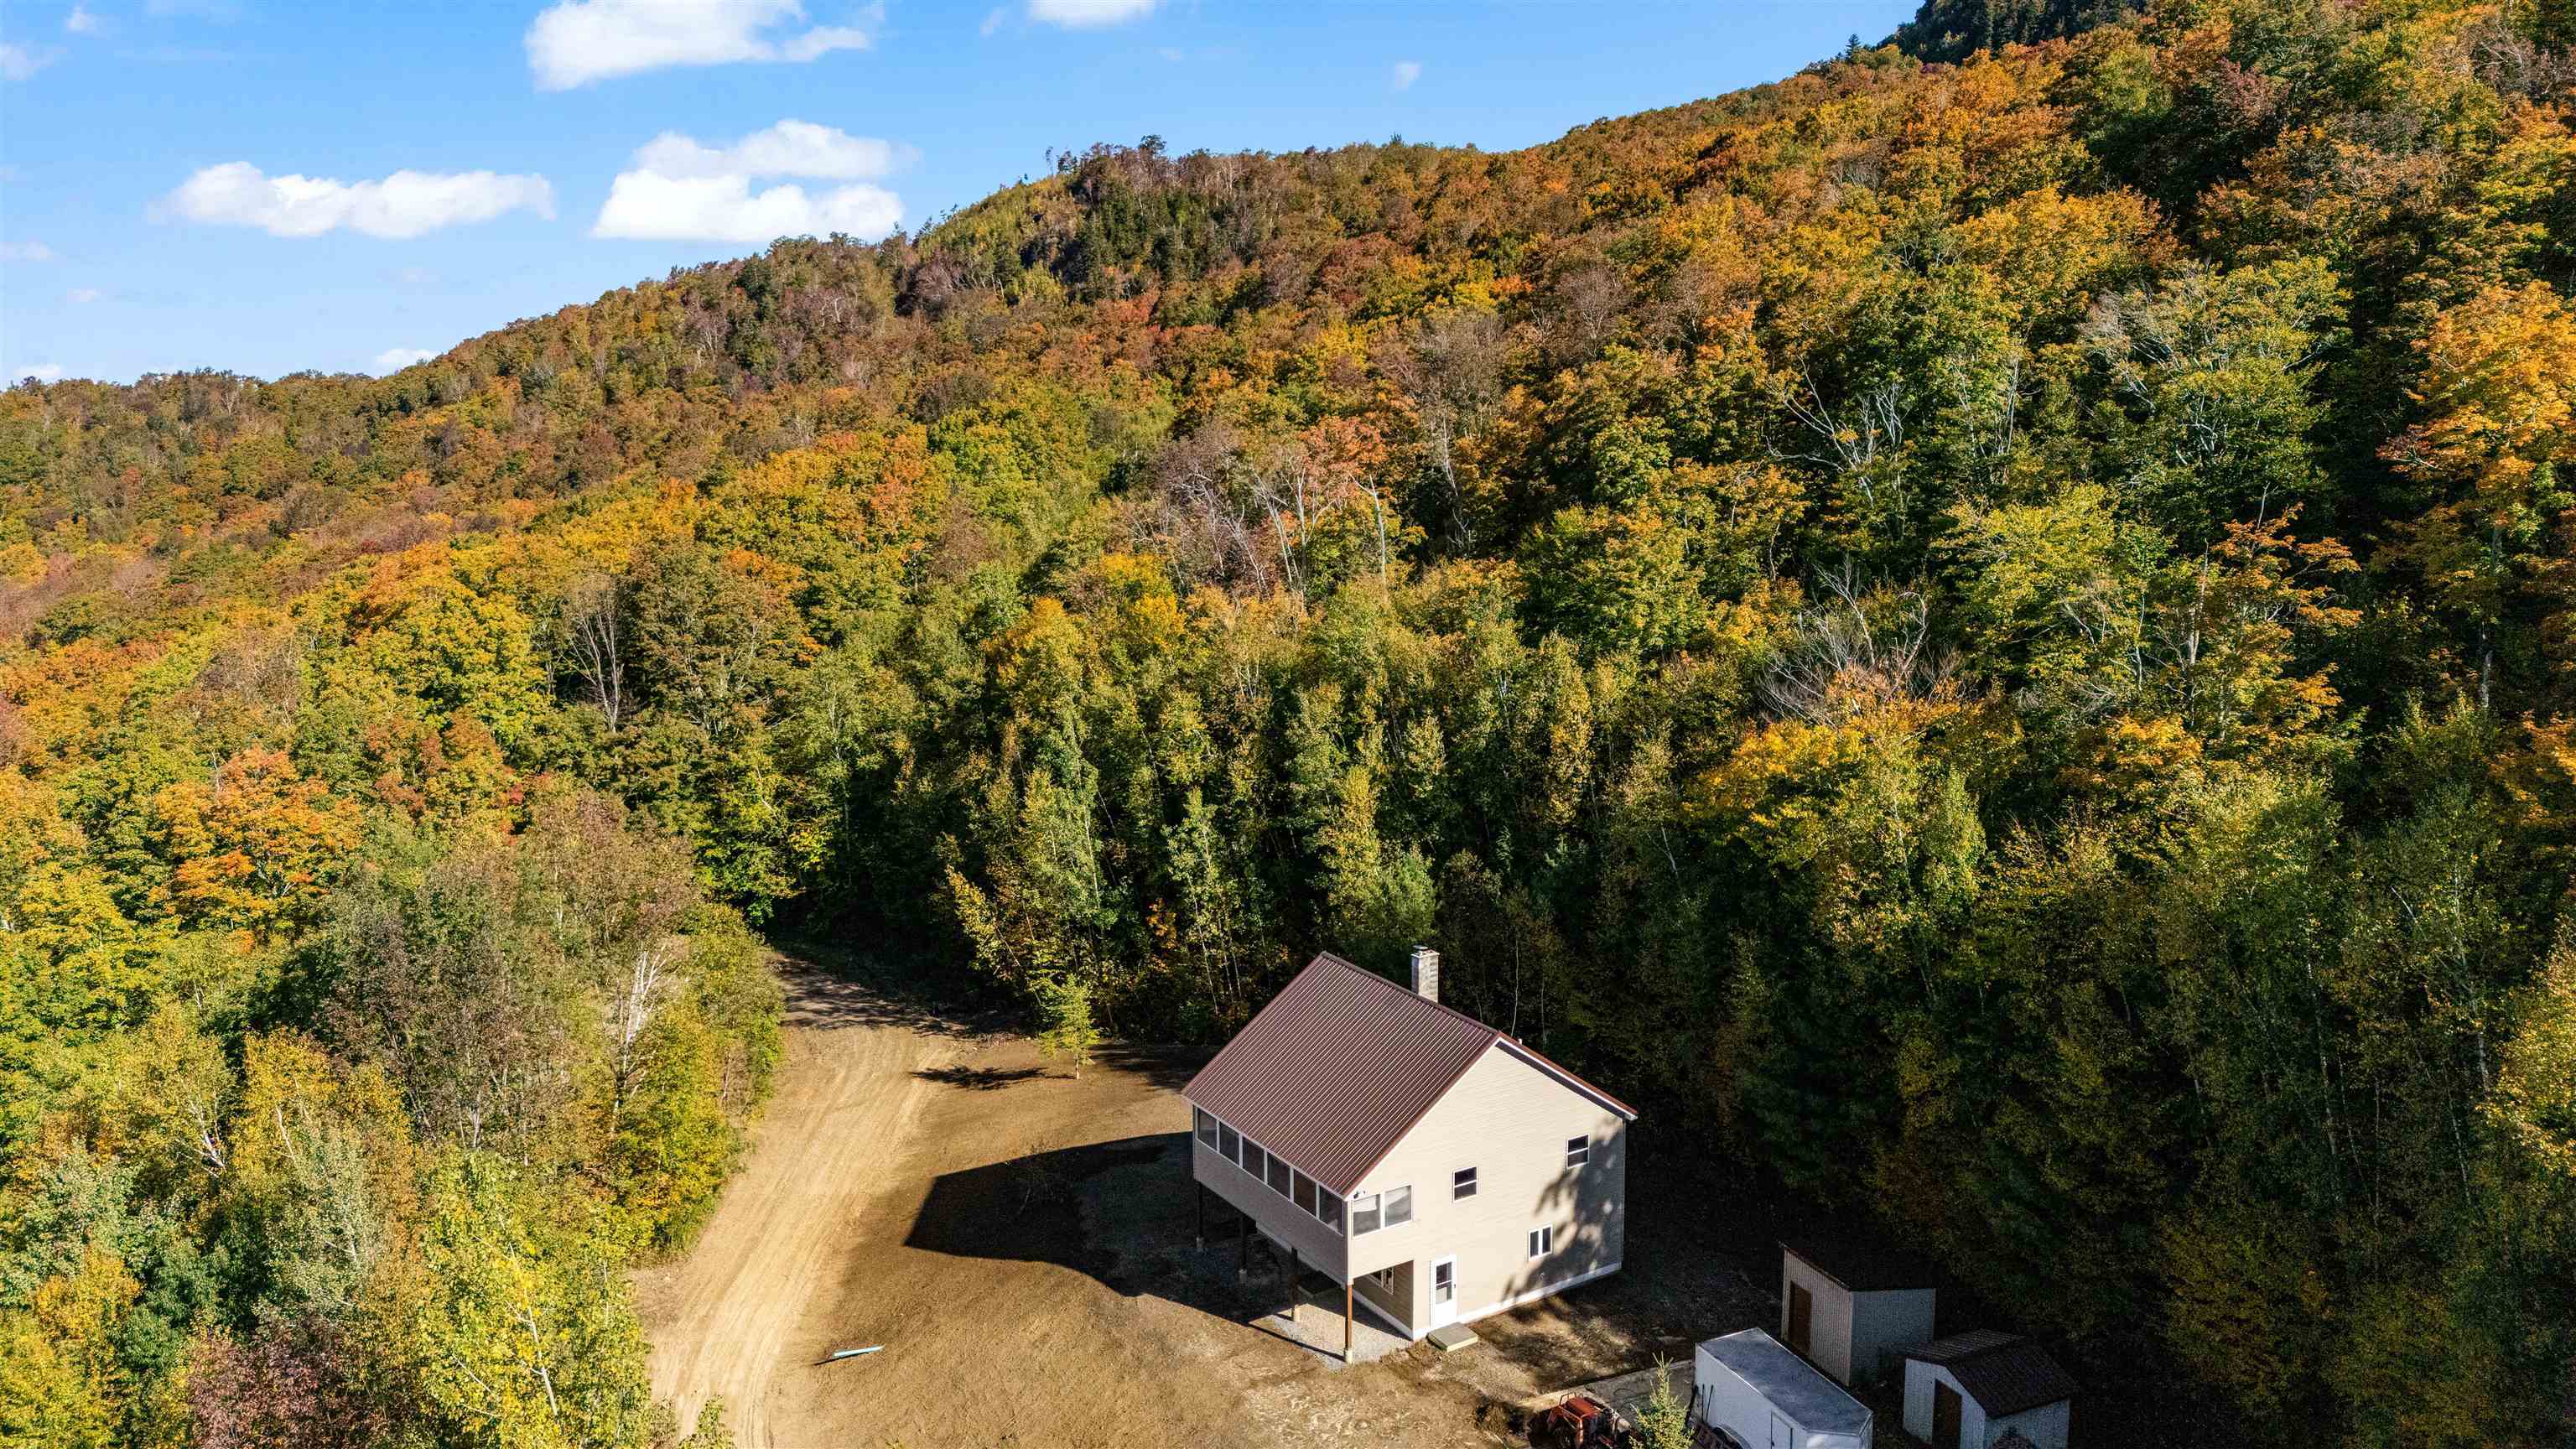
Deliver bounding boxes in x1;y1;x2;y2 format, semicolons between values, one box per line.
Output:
3;2;2575;1443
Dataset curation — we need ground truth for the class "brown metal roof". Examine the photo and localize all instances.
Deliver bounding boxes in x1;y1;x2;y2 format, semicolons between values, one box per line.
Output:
1905;1332;2078;1416
1182;952;1636;1197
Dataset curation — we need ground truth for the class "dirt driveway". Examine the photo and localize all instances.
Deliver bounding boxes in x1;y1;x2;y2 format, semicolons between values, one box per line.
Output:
635;957;1768;1449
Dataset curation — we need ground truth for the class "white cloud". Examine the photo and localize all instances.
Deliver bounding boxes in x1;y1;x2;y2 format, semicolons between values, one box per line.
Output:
3;41;61;79
631;119;911;181
594;119;906;244
65;3;105;34
979;6;1007;35
1027;0;1154;28
0;241;57;262
65;288;102;304
372;347;436;373
11;363;65;385
164;163;554;239
1391;60;1421;91
526;0;875;90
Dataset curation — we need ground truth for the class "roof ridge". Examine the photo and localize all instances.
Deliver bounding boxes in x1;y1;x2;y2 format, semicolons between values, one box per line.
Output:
1307;951;1508;1043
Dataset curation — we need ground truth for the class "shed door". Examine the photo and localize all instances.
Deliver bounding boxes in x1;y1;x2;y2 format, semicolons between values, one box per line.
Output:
1933;1380;1962;1449
1786;1281;1813;1357
1769;1411;1794;1449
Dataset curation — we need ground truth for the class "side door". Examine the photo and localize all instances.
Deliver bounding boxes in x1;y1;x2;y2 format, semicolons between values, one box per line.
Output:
1428;1255;1458;1327
1933;1380;1963;1449
1786;1281;1813;1357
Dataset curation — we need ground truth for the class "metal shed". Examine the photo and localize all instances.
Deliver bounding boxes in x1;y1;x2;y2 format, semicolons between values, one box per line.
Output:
1693;1327;1874;1449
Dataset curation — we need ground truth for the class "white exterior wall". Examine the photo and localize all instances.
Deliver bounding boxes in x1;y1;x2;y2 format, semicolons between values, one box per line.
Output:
1989;1400;2071;1449
1780;1253;1857;1381
1901;1359;2070;1449
1902;1362;1986;1446
1346;1042;1628;1334
1693;1344;1871;1449
1846;1287;1936;1385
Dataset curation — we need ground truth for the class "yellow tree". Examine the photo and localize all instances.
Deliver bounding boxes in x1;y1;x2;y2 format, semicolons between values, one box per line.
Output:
2385;281;2576;709
151;748;363;943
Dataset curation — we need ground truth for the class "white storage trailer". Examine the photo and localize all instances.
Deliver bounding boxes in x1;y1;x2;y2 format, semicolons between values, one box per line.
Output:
1694;1328;1874;1449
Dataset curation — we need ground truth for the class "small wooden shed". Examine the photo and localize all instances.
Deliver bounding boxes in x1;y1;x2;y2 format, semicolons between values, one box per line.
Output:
1778;1232;1937;1385
1693;1327;1873;1449
1901;1331;2076;1449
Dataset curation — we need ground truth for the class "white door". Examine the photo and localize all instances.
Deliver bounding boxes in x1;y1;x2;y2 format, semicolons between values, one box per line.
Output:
1770;1412;1794;1449
1428;1256;1458;1327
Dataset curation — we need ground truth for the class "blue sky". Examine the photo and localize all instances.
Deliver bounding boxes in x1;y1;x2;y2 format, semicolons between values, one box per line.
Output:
0;0;1915;385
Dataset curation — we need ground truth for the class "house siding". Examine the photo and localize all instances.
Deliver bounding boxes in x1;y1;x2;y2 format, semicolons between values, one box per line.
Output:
1193;1135;1347;1280
1346;1042;1628;1333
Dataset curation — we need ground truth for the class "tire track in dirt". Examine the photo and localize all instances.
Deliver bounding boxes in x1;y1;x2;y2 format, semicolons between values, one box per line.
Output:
636;959;961;1447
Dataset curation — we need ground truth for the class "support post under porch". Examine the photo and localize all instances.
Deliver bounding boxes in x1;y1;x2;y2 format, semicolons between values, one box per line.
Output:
1343;1279;1353;1359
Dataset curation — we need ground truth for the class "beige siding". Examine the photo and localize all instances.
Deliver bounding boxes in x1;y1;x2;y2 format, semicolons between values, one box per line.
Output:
1347;1042;1627;1332
1783;1252;1858;1382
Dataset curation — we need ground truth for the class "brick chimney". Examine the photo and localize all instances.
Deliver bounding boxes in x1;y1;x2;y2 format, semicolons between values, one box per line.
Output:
1408;945;1440;1003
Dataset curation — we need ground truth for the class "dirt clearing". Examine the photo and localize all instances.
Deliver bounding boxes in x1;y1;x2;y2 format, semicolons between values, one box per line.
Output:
636;958;1768;1449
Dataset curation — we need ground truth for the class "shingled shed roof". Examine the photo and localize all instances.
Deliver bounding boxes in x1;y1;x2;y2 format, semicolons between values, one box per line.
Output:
1183;953;1635;1197
1906;1332;2079;1417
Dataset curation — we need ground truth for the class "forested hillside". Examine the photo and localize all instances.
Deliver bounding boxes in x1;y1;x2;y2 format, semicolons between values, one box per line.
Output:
5;0;2576;1443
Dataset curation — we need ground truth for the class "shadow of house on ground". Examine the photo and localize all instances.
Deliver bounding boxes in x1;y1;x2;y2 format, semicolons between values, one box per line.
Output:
903;1131;1275;1322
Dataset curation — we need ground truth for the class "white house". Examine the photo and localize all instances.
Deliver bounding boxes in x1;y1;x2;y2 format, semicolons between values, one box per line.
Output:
1183;948;1637;1357
1779;1233;1938;1385
1901;1331;2077;1449
1694;1327;1873;1449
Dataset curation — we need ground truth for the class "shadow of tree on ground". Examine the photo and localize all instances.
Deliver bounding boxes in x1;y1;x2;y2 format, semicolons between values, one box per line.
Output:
911;1064;1046;1090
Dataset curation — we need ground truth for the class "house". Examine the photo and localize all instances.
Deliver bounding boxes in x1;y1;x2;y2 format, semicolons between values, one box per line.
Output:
1901;1331;2077;1449
1182;948;1637;1355
1692;1327;1873;1449
1778;1231;1938;1384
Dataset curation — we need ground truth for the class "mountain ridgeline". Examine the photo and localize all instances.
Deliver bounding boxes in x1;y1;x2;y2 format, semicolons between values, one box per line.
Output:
5;1;2576;1445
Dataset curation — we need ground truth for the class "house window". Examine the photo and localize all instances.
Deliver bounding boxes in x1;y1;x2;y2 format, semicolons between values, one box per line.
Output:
1243;1140;1267;1181
1528;1225;1555;1259
1292;1171;1317;1216
1350;1192;1381;1234
1452;1166;1478;1200
1368;1267;1399;1292
1566;1135;1590;1170
1195;1109;1218;1148
1265;1151;1292;1197
1316;1191;1343;1233
1383;1184;1413;1228
1218;1123;1239;1161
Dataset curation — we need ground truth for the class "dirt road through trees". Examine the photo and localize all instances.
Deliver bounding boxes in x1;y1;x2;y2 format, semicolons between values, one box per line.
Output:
636;957;1687;1448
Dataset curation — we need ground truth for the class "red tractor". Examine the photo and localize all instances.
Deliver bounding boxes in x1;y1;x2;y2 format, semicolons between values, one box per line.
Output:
1527;1393;1626;1449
